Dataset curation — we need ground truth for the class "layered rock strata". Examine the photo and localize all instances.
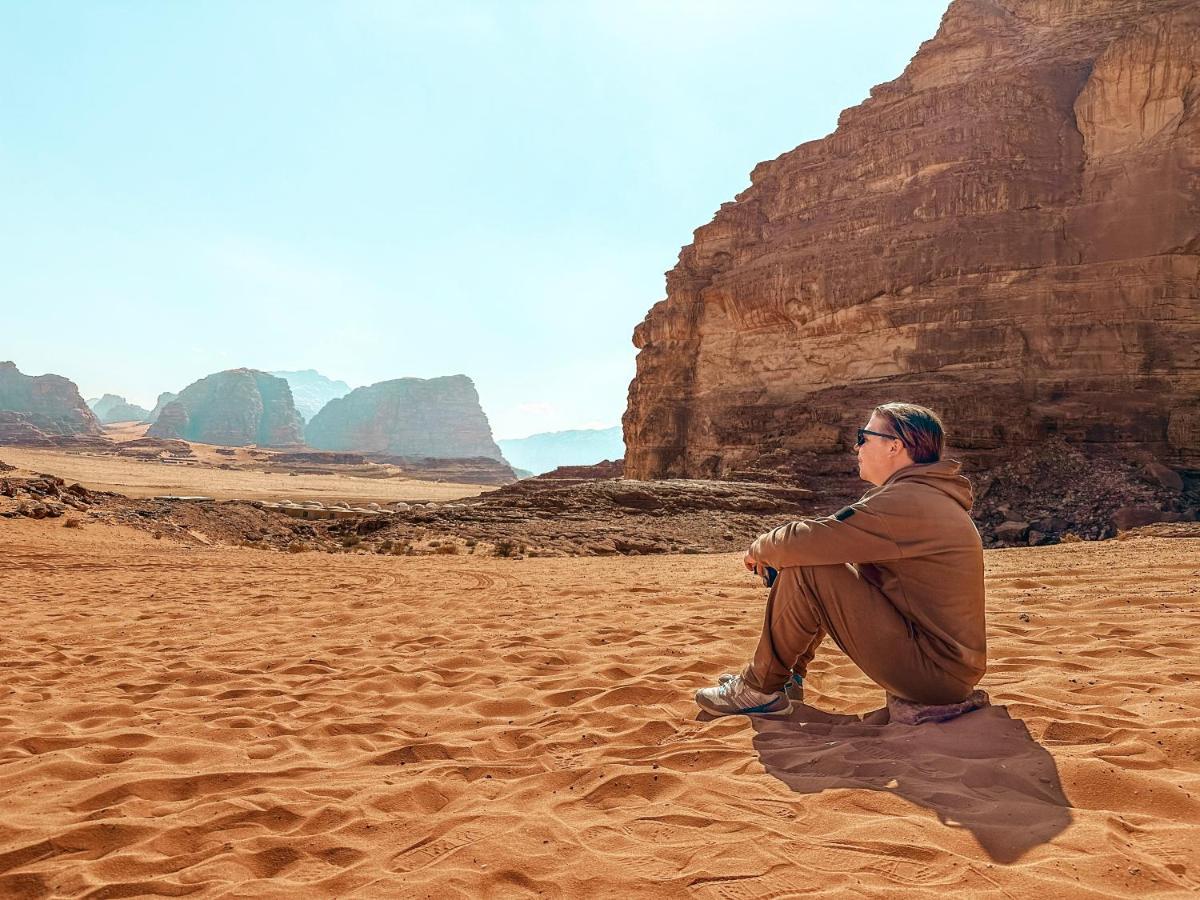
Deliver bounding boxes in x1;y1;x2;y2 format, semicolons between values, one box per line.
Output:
0;361;102;441
624;0;1200;481
147;369;304;447
306;375;505;461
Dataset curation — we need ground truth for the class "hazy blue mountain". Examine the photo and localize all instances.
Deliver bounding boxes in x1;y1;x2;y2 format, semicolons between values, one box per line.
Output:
306;374;504;460
88;393;151;424
269;369;351;422
498;426;624;475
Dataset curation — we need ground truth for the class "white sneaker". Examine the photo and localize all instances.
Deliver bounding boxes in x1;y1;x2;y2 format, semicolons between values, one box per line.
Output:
696;674;789;717
719;671;803;701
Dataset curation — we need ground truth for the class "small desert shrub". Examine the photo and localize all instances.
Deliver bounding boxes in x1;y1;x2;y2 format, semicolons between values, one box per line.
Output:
1060;532;1083;543
428;539;442;548
63;517;83;529
464;538;477;548
495;539;516;558
153;530;164;540
341;534;362;548
287;540;309;553
434;542;461;555
378;539;394;552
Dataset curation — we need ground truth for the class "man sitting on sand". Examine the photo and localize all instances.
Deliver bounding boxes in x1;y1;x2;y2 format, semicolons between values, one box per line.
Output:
696;402;986;717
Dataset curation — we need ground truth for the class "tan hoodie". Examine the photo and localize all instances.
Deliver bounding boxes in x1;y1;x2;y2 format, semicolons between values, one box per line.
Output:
749;458;986;686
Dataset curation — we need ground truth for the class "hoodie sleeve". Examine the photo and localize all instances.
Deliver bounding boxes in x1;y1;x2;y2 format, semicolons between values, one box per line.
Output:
750;490;905;569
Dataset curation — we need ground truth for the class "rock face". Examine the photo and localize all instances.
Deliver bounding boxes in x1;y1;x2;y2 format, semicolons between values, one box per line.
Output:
624;0;1200;481
306;375;505;460
268;370;352;422
498;426;625;476
0;361;102;440
88;394;151;424
143;392;177;424
147;369;304;447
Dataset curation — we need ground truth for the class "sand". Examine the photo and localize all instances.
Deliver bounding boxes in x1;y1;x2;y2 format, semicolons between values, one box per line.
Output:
1;518;1198;897
0;447;491;505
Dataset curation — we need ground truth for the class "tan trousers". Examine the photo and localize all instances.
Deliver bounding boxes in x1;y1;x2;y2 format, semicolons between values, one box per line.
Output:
740;563;974;705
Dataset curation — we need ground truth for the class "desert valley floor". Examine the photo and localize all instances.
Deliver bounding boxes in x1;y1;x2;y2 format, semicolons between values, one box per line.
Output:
1;518;1198;898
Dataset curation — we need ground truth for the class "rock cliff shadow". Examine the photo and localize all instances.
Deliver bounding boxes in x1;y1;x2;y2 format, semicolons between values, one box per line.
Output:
746;702;1071;863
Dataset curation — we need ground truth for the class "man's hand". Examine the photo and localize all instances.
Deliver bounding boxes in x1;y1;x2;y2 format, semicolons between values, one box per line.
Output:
743;550;758;573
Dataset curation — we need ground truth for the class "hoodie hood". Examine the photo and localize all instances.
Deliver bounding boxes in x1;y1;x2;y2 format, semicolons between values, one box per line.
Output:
884;458;974;512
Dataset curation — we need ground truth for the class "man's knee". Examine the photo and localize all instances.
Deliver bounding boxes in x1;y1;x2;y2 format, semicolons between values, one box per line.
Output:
779;563;857;592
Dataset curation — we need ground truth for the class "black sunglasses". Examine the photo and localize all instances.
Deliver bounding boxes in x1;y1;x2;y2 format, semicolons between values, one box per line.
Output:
855;427;900;447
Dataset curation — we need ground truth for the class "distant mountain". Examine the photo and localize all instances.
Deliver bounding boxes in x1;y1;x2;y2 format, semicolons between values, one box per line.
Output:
498;426;624;475
0;361;102;440
269;370;351;422
306;375;504;460
147;368;304;447
88;393;151;424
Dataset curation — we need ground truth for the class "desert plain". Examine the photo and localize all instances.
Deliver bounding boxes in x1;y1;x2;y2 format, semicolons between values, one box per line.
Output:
1;505;1198;898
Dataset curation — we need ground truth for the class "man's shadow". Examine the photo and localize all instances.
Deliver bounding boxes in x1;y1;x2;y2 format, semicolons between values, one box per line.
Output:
743;701;1071;863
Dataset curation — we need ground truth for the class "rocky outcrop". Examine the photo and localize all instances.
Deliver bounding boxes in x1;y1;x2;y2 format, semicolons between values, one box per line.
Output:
536;459;625;480
147;369;304;447
370;455;517;486
0;361;102;441
148;402;189;440
306;375;505;460
143;392;177;424
498;426;625;475
88;394;151;424
0;412;54;445
624;0;1200;482
268;370;351;422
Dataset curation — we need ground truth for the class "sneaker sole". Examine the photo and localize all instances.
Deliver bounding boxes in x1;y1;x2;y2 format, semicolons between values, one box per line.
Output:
694;691;791;718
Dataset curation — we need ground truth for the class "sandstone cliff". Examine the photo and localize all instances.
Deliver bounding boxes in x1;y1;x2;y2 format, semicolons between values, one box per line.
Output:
0;361;103;440
142;392;177;424
147;369;304;447
624;0;1200;483
306;375;505;460
88;394;151;424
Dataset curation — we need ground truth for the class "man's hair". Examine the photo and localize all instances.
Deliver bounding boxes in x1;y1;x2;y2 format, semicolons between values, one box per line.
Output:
873;402;945;464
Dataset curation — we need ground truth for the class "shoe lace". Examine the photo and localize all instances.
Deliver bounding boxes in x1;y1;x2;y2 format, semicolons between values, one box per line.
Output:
720;676;754;704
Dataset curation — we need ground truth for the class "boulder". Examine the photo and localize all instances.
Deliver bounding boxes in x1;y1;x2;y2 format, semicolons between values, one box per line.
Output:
624;0;1200;480
1112;505;1169;531
1143;462;1185;493
993;521;1031;542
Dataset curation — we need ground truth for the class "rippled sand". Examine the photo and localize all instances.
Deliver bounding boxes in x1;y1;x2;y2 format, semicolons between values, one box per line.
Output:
1;519;1198;897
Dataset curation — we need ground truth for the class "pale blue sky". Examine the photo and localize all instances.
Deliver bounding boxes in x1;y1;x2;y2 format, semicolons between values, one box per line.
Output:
2;1;947;439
